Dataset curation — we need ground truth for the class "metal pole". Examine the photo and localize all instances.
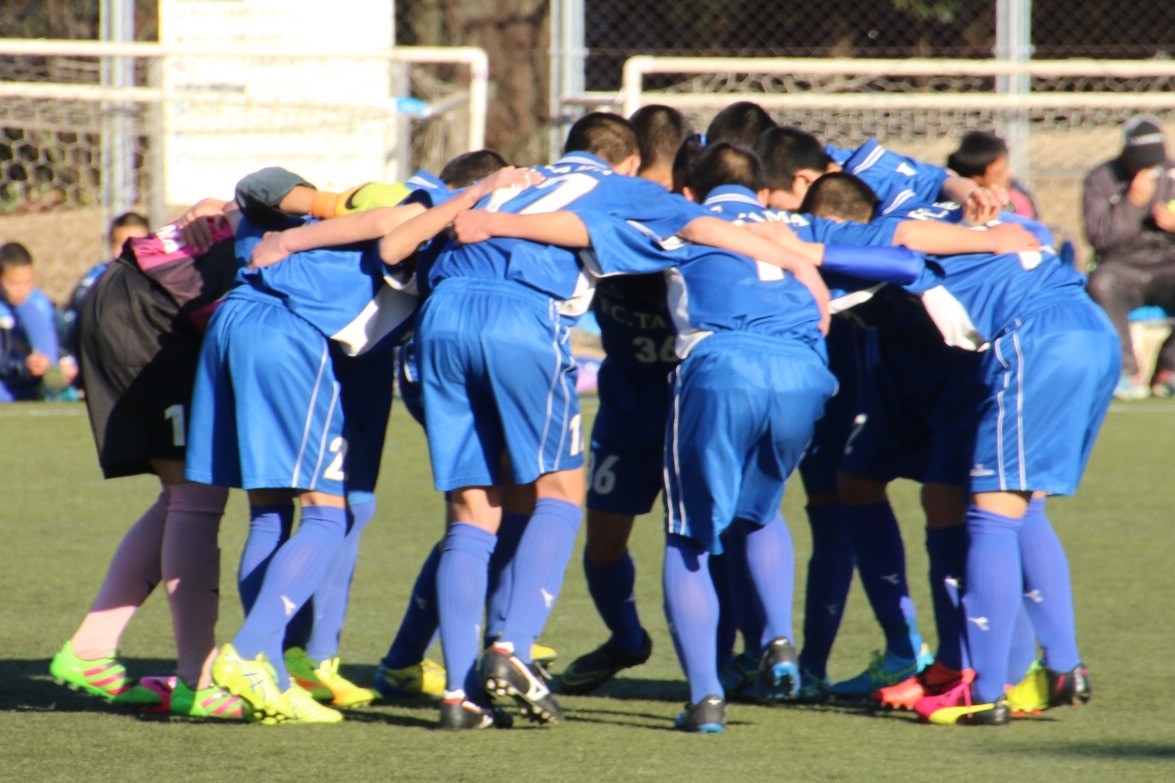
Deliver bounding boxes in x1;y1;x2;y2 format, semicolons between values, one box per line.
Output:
995;0;1032;192
548;0;563;160
100;0;135;232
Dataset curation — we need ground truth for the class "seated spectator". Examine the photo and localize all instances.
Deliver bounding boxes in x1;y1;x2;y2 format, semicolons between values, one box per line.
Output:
0;241;71;401
947;130;1039;219
1083;115;1175;399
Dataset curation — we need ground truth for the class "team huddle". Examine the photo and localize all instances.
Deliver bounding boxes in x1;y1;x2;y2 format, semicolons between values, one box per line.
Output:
49;102;1117;733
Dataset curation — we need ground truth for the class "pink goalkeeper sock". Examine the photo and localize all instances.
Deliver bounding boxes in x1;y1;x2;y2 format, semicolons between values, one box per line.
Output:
71;489;169;660
163;483;228;689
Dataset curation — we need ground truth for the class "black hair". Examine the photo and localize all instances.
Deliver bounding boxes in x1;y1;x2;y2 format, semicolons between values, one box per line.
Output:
108;211;149;241
799;172;879;223
439;149;510;188
671;133;706;194
684;142;765;202
705;101;777;148
563;112;640;166
753;126;834;192
629;104;691;174
946;131;1009;179
0;241;34;270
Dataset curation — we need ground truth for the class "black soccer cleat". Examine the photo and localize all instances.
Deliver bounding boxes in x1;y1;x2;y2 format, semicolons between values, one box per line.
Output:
1047;663;1092;708
482;645;564;724
555;632;653;695
749;636;800;702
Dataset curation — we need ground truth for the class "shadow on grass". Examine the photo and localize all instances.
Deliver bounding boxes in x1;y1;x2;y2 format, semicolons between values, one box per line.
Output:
1;656;173;715
1012;739;1175;761
561;675;686;703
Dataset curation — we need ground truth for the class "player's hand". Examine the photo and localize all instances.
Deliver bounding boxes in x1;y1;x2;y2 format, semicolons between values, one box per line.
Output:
25;351;51;377
1152;200;1175;233
790;260;832;335
452;209;497;244
179;198;229;253
963;185;1009;225
984;223;1040;254
249;231;293;269
59;356;79;385
1127;166;1161;207
467;166;545;202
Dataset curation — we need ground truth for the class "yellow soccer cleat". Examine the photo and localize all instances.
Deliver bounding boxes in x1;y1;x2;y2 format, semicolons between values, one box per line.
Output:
211;644;289;724
283;647;332;701
277;682;344;724
313;656;378;708
374;658;446;699
531;642;558;668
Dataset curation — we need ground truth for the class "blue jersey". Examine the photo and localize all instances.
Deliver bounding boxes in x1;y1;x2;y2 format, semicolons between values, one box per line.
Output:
578;205;825;358
426;151;709;318
231;216;417;356
591;274;677;376
827;139;949;215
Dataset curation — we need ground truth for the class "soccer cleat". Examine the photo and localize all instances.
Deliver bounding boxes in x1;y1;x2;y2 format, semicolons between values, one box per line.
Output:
309;656;378;708
555;632;652;695
482;644;564;724
717;652;759;702
277;682;344;724
748;636;801;702
674;695;726;733
794;669;831;704
829;645;933;700
530;642;559;668
873;662;972;711
211;643;290;723
283;647;332;701
1114;374;1149;401
373;659;446;699
1006;660;1091;715
915;680;1010;726
49;641;162;706
438;690;496;730
1152;370;1175;398
171;679;251;720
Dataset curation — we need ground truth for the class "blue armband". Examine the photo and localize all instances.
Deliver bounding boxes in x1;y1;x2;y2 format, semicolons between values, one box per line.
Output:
821;244;925;285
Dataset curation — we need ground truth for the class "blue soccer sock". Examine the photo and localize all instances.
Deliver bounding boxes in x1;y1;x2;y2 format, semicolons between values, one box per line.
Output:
233;504;349;690
497;498;582;662
799;503;854;678
735;512;795;648
1008;604;1038;683
238;502;294;614
926;524;969;670
437;522;495;695
299;500;374;662
962;505;1023;703
847;502;920;660
484;509;528;646
382;543;441;670
663;534;723;704
1018;497;1081;673
584;548;646;652
709;553;738;668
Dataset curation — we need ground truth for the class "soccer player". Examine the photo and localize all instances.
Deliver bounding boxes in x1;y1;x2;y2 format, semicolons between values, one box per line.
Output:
557;105;692;696
705;100;777;147
0;242;70;401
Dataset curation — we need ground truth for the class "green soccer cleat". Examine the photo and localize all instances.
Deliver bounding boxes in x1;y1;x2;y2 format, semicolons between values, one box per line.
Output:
285;648;376;708
49;641;162;706
829;645;933;700
284;647;333;701
374;658;446;699
171;679;252;720
211;643;290;723
555;632;652;695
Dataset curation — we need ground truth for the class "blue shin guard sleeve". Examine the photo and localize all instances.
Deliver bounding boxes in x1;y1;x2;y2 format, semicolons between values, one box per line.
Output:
962;506;1023;703
498;498;582;662
437;523;495;695
485;509;528;645
848;502;920;659
719;529;762;660
383;543;441;670
800;503;854;677
234;504;348;690
663;534;723;704
584;548;646;652
1018;497;1080;672
734;513;795;649
926;525;969;670
1008;604;1038;683
238;503;294;615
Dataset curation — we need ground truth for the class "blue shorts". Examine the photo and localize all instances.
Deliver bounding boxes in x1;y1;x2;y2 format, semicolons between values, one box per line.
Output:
336;334;397;504
417;278;584;491
797;318;860;497
396;339;425;428
586;360;671;516
664;332;836;553
840;329;983;486
970;297;1119;496
185;293;346;494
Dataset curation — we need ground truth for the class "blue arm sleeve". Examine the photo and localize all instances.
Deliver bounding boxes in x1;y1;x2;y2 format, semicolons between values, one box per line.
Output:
822;245;926;285
17;291;60;362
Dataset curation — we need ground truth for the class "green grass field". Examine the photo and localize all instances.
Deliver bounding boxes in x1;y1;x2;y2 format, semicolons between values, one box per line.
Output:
2;399;1173;783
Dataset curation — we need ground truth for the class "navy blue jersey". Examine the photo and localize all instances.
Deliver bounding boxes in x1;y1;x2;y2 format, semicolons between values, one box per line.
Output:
591;274;678;376
827;139;949;215
426;152;709;317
